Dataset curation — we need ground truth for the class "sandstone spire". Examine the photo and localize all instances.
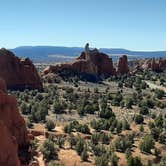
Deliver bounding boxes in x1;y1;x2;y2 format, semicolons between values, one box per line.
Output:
85;43;90;61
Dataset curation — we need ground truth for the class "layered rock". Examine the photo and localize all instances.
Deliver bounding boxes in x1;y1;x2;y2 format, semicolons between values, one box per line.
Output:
0;48;42;90
142;58;166;72
0;78;29;166
117;55;129;75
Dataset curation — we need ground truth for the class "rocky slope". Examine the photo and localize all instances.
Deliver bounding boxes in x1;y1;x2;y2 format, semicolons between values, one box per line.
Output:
0;78;29;166
0;48;42;90
43;44;129;78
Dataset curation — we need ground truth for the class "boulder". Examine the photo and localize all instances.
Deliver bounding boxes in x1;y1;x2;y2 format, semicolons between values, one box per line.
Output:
0;48;42;90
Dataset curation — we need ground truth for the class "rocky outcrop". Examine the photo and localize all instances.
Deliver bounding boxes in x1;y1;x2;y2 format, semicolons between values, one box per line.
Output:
43;44;119;78
0;48;42;90
142;58;166;72
0;78;29;166
117;55;129;75
77;49;116;76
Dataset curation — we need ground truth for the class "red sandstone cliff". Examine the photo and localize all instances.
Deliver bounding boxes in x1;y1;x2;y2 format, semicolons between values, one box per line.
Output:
43;45;122;77
0;78;29;166
0;48;42;90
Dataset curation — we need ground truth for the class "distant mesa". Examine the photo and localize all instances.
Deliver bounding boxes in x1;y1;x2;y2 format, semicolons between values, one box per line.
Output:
0;48;43;90
11;46;166;62
43;43;129;80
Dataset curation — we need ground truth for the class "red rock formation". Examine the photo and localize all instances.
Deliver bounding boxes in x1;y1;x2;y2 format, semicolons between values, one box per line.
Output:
117;55;129;75
0;48;42;90
142;58;166;72
77;50;116;75
0;121;21;166
43;47;116;77
42;44;131;78
0;78;29;166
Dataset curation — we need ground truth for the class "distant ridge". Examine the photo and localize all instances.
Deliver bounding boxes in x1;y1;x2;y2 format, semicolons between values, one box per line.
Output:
10;46;166;62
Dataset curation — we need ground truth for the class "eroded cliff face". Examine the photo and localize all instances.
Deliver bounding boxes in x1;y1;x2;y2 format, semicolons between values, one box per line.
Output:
0;48;42;90
0;78;29;166
77;50;116;75
43;47;120;77
142;58;166;72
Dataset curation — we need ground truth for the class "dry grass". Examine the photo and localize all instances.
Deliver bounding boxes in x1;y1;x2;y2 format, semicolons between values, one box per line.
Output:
59;149;94;166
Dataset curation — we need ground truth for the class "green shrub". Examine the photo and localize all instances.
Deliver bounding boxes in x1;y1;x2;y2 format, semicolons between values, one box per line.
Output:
99;107;115;119
57;136;65;148
114;134;134;152
95;154;109;166
92;144;106;156
46;120;55;131
125;97;133;109
155;89;165;99
75;137;85;155
40;139;58;161
135;114;144;124
81;148;89;161
69;134;77;148
110;153;119;166
140;106;149;115
139;135;154;153
127;156;142;166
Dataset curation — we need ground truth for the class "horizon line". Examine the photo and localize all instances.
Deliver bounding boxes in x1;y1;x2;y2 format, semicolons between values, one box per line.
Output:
6;45;166;52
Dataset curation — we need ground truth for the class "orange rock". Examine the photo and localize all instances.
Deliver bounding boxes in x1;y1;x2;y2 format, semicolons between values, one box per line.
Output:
0;48;42;90
0;78;29;166
43;46;116;77
29;130;44;137
29;161;40;166
0;92;28;148
0;121;20;166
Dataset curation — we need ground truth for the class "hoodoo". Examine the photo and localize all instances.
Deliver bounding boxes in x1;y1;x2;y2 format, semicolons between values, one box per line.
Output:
117;55;129;75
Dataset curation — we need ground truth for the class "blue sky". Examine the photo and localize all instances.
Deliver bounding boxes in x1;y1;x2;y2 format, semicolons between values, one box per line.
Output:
0;0;166;51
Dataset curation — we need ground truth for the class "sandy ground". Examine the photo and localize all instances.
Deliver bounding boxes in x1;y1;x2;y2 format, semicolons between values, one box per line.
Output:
59;149;94;166
145;81;166;92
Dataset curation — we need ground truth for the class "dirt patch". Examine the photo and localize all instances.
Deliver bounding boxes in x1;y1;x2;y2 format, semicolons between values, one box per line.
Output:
59;149;94;166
